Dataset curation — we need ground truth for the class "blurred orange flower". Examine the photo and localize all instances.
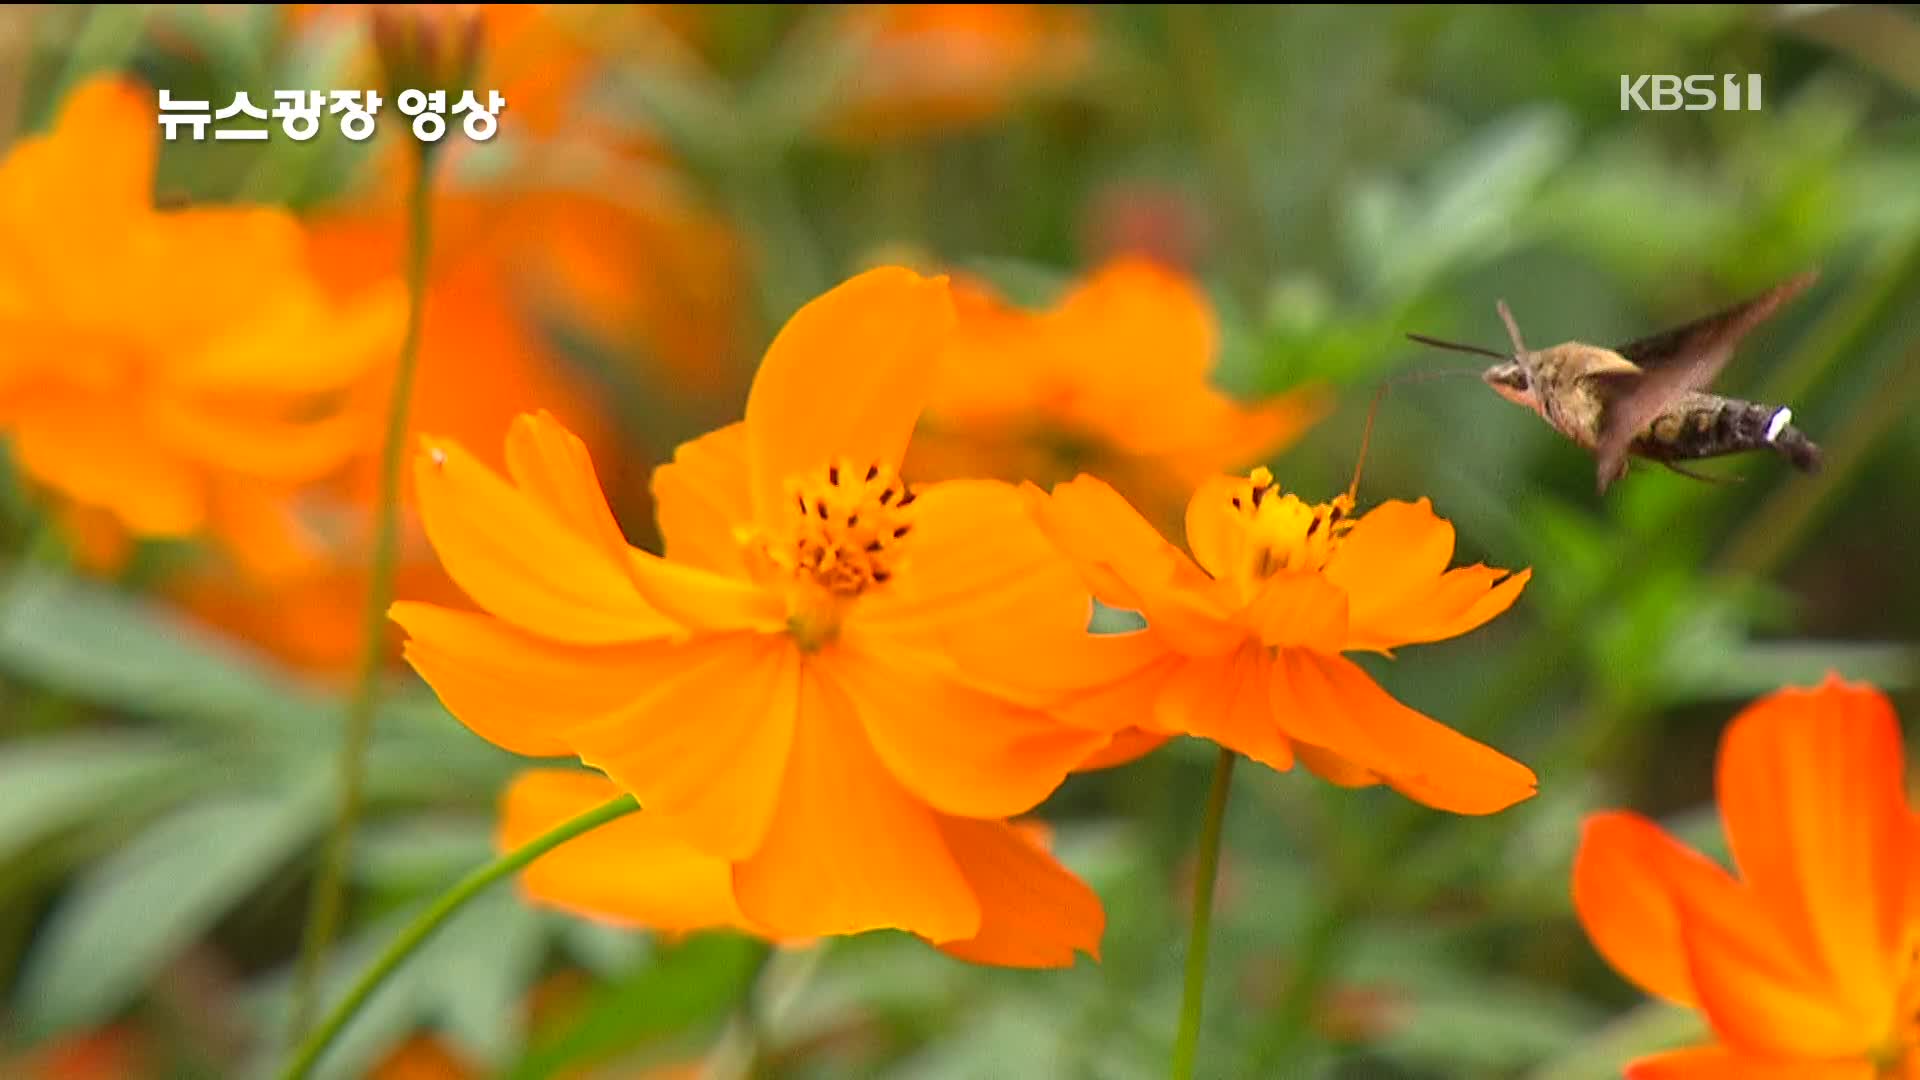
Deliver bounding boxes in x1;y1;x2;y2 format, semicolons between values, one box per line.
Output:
1026;467;1536;813
825;4;1093;140
292;4;749;398
0;77;404;579
369;1035;477;1080
7;1025;146;1080
395;268;1144;959
1573;675;1916;1080
909;258;1328;525
501;768;1104;968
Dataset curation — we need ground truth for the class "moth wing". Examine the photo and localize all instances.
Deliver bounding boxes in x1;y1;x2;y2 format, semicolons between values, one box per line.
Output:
1593;270;1817;494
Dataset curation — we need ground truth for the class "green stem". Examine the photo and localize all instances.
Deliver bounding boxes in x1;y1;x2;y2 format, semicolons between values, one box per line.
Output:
289;144;440;1039
1171;748;1237;1080
702;941;778;1080
279;793;642;1080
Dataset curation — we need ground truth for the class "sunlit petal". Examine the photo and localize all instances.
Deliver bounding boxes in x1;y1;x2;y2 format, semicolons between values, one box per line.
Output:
744;267;954;524
734;667;980;942
498;769;761;935
933;816;1104;968
1713;675;1908;1037
1270;650;1535;814
826;640;1109;819
412;435;679;644
652;421;755;577
566;633;800;862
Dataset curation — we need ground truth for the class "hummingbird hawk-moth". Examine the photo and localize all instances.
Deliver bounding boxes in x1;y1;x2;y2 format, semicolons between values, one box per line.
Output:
1408;272;1825;494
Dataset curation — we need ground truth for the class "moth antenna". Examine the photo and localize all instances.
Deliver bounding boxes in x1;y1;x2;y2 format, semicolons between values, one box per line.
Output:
1496;300;1529;356
1404;333;1508;360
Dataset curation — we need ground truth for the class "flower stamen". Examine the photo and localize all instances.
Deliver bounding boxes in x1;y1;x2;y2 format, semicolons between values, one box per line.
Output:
1226;467;1354;590
748;458;917;649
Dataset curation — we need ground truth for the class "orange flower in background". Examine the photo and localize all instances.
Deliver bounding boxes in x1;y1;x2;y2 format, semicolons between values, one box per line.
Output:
825;4;1093;140
0;77;404;579
1026;467;1536;812
369;1035;477;1080
394;268;1146;961
1573;675;1917;1080
292;4;749;398
910;258;1328;525
500;769;1104;967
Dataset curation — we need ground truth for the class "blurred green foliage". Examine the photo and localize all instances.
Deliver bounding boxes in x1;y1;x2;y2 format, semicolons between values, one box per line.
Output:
1;5;1916;1079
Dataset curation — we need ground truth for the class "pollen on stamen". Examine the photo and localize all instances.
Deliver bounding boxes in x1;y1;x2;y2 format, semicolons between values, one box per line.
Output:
759;459;919;606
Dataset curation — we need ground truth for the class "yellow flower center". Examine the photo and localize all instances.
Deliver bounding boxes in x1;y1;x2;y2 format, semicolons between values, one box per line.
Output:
1224;467;1354;588
749;459;916;650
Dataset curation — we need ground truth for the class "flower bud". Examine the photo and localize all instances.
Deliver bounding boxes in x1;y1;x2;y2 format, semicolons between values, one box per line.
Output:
370;4;484;100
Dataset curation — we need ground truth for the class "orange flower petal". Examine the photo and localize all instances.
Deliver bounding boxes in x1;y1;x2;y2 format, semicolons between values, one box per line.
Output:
0;77;154;221
1711;676;1908;1040
1181;474;1243;582
623;550;788;634
1681;904;1877;1058
171;281;403;394
148;394;372;482
1626;1046;1871;1080
567;633;800;862
392;603;655;758
1660;856;1871;1057
1292;742;1381;789
503;411;637;569
1028;475;1242;657
206;481;324;582
12;400;205;535
1322;499;1529;652
498;769;760;935
1346;566;1532;654
1243;570;1350;653
1073;726;1173;771
651;421;754;577
856;478;1164;705
824;641;1109;819
1154;645;1293;771
1570;812;1711;1007
734;667;979;942
1270;650;1535;814
412;435;679;644
932;815;1104;968
743;267;954;525
1046;650;1182;743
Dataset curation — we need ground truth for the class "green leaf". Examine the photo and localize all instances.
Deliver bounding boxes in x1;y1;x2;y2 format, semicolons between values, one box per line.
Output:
0;735;194;862
16;777;328;1036
1524;1001;1707;1080
0;569;318;735
507;933;765;1080
1378;976;1604;1073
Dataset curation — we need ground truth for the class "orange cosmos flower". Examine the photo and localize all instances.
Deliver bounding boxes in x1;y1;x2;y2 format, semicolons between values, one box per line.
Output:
1573;675;1917;1080
824;4;1093;141
0;77;403;580
909;258;1329;526
295;5;749;399
499;768;1103;968
393;267;1144;960
1026;468;1536;812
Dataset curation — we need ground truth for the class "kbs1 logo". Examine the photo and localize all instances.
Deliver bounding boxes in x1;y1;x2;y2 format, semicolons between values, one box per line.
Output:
1620;74;1763;111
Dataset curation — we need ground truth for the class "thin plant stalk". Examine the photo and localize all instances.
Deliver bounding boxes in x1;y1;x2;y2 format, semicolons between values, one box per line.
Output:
289;143;440;1039
278;793;642;1080
1171;747;1238;1080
